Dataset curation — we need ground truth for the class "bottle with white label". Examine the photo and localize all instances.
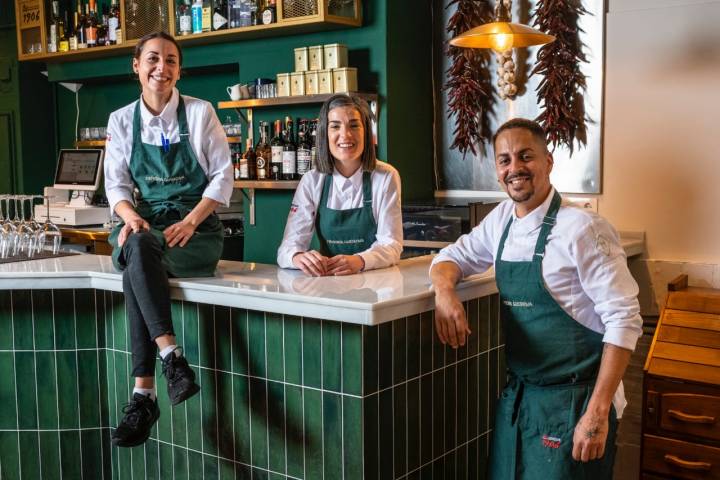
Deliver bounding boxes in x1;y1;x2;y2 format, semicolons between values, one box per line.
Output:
212;0;228;30
191;0;203;34
282;117;297;180
296;120;312;176
270;119;284;180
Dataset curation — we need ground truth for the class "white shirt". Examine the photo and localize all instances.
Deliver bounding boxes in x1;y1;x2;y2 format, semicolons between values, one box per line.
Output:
277;160;403;271
104;88;233;213
431;188;643;417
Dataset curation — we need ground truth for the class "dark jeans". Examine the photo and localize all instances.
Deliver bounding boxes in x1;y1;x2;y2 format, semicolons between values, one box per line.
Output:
120;231;174;377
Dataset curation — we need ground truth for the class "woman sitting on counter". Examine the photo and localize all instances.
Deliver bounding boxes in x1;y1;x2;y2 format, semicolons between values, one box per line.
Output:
277;94;403;276
104;32;233;447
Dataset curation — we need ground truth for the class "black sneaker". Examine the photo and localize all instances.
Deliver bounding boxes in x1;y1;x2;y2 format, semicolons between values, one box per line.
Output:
111;393;160;448
161;349;200;406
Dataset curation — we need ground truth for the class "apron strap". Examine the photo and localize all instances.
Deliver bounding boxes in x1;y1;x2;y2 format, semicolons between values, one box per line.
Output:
361;171;373;206
320;173;332;208
176;96;189;138
132;100;143;145
532;190;562;262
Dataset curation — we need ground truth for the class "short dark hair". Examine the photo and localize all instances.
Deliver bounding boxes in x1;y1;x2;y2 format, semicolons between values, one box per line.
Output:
316;94;376;174
133;31;183;66
492;118;547;150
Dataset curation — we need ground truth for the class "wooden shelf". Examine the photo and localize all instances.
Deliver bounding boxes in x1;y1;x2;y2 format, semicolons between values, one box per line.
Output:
233;180;299;190
219;92;378;110
75;140;106;147
227;137;242;144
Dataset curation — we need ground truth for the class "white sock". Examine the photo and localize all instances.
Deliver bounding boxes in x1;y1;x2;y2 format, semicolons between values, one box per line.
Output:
133;387;156;401
160;345;180;360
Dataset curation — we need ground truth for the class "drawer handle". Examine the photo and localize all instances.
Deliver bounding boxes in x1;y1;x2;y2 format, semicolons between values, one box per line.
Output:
664;454;712;471
668;409;716;424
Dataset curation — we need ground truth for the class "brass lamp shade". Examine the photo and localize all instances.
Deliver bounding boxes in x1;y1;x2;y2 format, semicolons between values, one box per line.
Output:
449;22;555;53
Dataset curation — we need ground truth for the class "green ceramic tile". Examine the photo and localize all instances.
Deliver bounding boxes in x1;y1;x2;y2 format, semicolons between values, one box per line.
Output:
188;450;204;479
444;363;456;454
201;369;219;457
171;398;188;449
490;294;501;348
183;302;200;366
378;389;393;480
216;306;232;373
231;309;249;376
144;438;160;478
173;445;189;480
431;312;446;372
342;395;362;480
432;457;445;479
185;371;203;452
467;437;479;480
406;314;421;381
101;428;113;479
283;315;302;385
284;385;304;479
15;352;37;429
393;317;407;385
419;311;433;376
250;377;269;470
420;463;433;480
35;352;58;429
0;353;17;429
171;299;184;346
77;350;100;428
267;381;286;474
130;440;146;478
18;431;40;479
302;318;322;389
322;320;341;393
219;458;235;480
478;352;489;435
363;395;378;480
303;388;323;480
393;383;407;478
38;431;61;480
457;303;469;361
457;359;468;445
156;366;173;444
236;463;251;479
56;351;79;429
419;375;433;466
322;392;342;480
269;474;285;480
102;291;113;350
445;449;456;479
80;429;104;479
59;431;81;479
0;432;19;480
251;467;269;480
478;434;489;479
33;290;55;350
341;323;362;396
105;349;119;429
406;378;420;474
204;450;220;480
477;296;490;353
111;291;127;352
456;434;468;480
489;350;499;426
377;322;393;391
499;345;507;391
0;291;12;349
467;355;479;441
75;290;98;349
199;303;217;370
114;351;131;422
432;369;444;459
362;326;378;395
217;370;235;462
248;310;267;379
232;374;251;465
12;291;33;350
266;313;284;383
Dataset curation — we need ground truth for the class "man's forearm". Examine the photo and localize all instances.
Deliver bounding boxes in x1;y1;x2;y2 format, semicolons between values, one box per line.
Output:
430;261;463;292
586;343;633;417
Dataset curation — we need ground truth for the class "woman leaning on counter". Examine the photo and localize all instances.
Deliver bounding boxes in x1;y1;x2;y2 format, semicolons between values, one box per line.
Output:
277;94;403;276
103;32;233;447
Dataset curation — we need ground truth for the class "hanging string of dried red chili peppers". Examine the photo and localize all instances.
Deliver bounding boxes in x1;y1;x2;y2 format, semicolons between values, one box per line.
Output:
444;0;495;157
531;0;589;154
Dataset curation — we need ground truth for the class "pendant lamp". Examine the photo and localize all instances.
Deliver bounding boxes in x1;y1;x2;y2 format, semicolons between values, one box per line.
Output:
449;1;555;53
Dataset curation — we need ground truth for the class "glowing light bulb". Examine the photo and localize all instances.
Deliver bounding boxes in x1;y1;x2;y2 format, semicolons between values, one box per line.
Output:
489;33;513;53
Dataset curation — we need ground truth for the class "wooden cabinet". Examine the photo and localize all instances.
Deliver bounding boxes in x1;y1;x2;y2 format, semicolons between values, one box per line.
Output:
642;275;720;479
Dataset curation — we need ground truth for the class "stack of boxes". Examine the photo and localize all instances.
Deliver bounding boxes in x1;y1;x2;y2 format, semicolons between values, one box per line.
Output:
277;43;358;97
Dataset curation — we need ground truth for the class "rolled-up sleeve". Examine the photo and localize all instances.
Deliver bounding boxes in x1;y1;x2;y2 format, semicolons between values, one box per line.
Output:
104;111;134;213
431;219;497;278
199;104;233;206
358;167;403;271
277;173;321;268
572;219;643;351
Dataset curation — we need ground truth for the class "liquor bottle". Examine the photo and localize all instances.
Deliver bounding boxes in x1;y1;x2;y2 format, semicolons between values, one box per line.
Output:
202;0;212;32
238;0;251;27
261;0;276;25
212;0;228;30
48;1;61;52
232;144;242;180
310;119;318;169
192;0;203;33
77;2;88;48
255;121;270;180
85;1;97;48
241;137;257;180
58;9;70;52
69;9;78;50
107;0;119;44
282;117;297;180
249;0;258;25
297;120;312;176
177;0;192;35
96;6;108;46
269;120;284;180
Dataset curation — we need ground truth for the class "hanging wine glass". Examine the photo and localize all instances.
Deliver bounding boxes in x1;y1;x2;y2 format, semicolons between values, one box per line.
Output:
39;195;62;255
0;195;18;259
17;195;37;258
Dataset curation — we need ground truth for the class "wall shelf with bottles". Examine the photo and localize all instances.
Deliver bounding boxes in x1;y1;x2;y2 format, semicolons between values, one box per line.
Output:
233;180;298;189
75;140;106;147
15;0;363;62
218;92;377;110
226;136;241;143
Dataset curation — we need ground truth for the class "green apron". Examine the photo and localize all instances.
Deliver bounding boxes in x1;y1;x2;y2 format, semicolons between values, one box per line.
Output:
109;97;223;278
488;191;617;479
315;171;378;256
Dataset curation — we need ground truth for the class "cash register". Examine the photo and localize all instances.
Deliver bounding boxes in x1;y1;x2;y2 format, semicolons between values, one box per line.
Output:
34;148;110;226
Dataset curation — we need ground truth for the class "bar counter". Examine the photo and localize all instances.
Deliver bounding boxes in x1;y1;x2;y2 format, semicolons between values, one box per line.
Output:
0;234;643;480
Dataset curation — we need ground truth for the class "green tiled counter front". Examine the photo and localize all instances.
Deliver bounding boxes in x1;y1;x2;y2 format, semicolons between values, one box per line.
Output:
0;288;503;479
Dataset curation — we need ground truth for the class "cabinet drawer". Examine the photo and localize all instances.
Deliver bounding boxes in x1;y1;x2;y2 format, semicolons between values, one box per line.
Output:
643;434;720;479
660;393;720;441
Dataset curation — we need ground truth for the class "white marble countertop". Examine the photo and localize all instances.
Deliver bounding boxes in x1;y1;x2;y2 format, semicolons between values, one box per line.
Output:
0;234;644;325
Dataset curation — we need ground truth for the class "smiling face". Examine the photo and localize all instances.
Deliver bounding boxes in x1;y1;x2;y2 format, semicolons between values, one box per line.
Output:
327;106;365;175
494;127;554;217
132;38;180;101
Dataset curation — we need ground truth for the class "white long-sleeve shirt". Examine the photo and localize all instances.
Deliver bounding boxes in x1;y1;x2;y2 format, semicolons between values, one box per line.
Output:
431;188;643;417
104;88;233;213
277;160;403;271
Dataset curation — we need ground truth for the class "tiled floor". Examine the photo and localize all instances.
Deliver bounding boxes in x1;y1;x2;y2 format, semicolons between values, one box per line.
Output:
612;323;654;480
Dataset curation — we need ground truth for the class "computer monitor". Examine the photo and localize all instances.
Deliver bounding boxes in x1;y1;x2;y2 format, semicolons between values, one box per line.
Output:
53;148;104;191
